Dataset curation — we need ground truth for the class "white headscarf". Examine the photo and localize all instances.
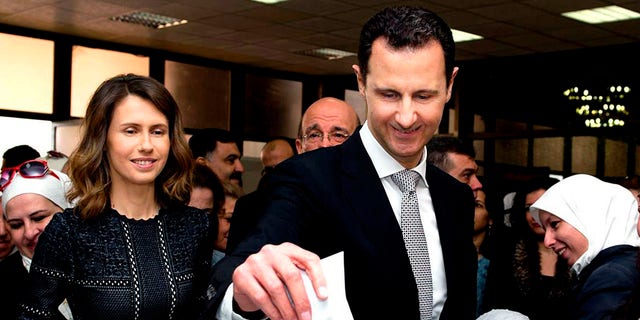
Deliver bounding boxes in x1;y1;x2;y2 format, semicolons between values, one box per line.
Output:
530;174;640;275
2;168;72;213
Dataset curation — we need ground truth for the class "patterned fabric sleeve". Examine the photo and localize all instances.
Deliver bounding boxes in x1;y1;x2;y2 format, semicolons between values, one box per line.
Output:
18;211;75;320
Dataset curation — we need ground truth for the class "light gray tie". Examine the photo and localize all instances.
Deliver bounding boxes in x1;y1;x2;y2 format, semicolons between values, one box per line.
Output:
392;169;433;319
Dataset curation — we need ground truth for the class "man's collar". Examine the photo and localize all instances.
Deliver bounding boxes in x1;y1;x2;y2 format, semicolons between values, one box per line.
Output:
358;121;427;185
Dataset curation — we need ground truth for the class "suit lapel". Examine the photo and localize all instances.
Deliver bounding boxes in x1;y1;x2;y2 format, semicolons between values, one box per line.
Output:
337;132;404;247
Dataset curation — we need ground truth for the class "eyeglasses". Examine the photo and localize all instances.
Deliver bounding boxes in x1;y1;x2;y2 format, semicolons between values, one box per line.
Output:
0;159;60;192
302;131;350;144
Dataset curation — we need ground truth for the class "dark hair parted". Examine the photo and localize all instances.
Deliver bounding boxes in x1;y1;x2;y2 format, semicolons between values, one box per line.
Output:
188;128;238;159
358;6;456;85
427;135;476;172
510;177;560;232
191;163;225;218
2;144;40;169
67;74;193;219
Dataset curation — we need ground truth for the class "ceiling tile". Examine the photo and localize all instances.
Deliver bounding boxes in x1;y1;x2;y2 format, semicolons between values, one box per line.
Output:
170;0;263;13
522;0;612;13
198;14;271;30
248;24;315;38
276;0;358;15
499;33;577;50
262;39;317;52
465;22;526;37
457;39;522;55
470;3;545;21
286;17;359;33
330;8;379;24
439;11;494;28
296;33;355;49
426;0;511;10
1;0;640;75
235;5;311;24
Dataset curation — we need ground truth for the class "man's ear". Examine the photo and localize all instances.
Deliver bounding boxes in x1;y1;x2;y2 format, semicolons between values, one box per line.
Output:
352;64;366;96
195;157;207;166
295;139;303;154
446;66;459;102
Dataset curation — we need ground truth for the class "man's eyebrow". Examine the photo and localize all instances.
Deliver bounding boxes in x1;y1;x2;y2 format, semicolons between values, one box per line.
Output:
461;168;477;174
304;123;321;133
415;89;440;95
330;126;349;132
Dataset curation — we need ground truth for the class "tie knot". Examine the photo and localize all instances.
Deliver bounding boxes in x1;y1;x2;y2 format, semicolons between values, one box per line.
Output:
391;169;420;193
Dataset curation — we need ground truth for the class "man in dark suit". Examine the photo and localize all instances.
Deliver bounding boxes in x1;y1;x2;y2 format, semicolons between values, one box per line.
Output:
206;6;476;320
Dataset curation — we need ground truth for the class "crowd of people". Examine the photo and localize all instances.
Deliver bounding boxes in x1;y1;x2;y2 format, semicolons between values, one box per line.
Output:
1;5;640;320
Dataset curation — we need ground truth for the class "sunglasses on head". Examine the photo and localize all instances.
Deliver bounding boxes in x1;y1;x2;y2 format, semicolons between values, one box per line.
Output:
0;159;60;192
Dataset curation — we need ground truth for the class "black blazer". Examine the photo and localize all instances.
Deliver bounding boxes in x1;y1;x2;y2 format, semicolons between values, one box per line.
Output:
205;131;476;319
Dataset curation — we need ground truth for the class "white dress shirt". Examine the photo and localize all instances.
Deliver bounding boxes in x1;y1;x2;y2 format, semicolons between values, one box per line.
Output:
359;122;446;319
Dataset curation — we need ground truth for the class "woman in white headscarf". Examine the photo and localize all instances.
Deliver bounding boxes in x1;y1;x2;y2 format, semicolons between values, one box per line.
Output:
0;159;73;319
530;174;640;319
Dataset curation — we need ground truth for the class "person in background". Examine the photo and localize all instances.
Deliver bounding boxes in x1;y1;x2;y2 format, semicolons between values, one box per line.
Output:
484;177;571;319
473;180;503;318
0;203;16;262
260;137;296;176
40;150;70;174
426;135;490;316
0;160;72;319
211;182;243;265
531;174;640;319
295;97;360;154
188;163;225;259
225;97;360;254
189;128;245;188
206;6;475;319
427;135;483;199
2;145;40;169
17;74;211;319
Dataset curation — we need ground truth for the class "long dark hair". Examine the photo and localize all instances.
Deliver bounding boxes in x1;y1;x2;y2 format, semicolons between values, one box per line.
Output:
67;74;193;219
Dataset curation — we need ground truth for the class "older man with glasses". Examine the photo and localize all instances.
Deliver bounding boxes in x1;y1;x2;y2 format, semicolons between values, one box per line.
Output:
295;97;360;153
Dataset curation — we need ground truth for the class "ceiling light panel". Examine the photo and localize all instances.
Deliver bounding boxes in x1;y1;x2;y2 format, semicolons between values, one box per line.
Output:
110;12;188;29
562;5;640;24
251;0;289;4
451;29;483;43
296;48;355;60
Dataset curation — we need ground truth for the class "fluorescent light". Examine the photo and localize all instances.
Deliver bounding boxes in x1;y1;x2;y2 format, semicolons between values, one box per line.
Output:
451;29;483;43
110;12;187;29
562;5;640;24
250;0;288;4
296;48;355;60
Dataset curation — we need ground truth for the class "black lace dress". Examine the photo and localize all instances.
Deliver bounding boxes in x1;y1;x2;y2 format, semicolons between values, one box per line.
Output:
18;205;211;320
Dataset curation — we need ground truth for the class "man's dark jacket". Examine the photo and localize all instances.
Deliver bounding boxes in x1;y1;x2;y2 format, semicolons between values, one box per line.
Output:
204;130;476;319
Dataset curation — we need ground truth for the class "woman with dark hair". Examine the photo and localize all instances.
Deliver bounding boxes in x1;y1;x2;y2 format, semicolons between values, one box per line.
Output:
483;177;572;319
18;74;211;319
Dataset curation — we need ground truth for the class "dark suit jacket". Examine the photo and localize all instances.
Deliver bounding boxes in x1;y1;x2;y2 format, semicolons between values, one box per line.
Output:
204;131;476;319
0;252;29;319
226;182;270;254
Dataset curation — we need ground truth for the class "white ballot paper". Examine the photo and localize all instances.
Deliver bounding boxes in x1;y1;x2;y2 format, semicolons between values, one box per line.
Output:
300;251;354;320
219;251;354;320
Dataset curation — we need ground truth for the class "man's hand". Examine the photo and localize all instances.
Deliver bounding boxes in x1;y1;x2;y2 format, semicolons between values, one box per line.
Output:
232;242;328;320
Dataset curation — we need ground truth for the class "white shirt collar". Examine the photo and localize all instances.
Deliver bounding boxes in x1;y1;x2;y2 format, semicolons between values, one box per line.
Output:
359;121;428;186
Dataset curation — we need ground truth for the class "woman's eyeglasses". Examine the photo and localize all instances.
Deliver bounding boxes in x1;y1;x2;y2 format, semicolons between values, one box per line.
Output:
0;159;60;191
